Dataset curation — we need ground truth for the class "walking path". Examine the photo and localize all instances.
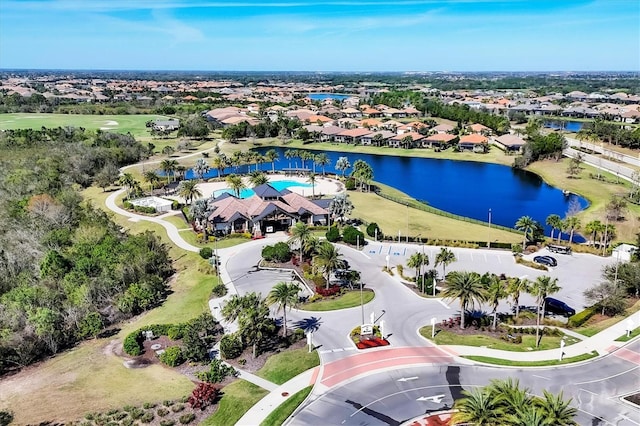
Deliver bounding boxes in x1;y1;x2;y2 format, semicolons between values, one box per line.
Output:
103;146;640;426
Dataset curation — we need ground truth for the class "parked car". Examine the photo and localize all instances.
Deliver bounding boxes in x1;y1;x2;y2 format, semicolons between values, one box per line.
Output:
547;244;572;255
533;255;557;267
545;297;576;316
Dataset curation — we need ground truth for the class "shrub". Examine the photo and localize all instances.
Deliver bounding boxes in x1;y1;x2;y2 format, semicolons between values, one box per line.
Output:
211;282;228;298
163;400;174;407
160;346;185;367
219;333;243;359
179;413;196;424
197;358;238;383
345;178;356;190
143;402;156;409
121;418;134;426
123;201;133;210
326;225;340;242
342;226;365;246
157;408;169;417
167;324;186;340
171;404;185;413
160;420;175;426
316;285;341;297
188;383;219;410
366;222;382;240
171;200;181;210
568;306;598;327
123;331;144;356
261;241;291;262
140;412;154;424
130;408;145;420
199;247;213;259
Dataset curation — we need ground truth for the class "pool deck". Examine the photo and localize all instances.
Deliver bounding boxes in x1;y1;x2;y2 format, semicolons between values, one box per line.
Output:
194;174;344;201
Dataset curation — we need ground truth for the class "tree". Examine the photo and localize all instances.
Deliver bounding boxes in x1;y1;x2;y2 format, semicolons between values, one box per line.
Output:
545;214;562;241
328;192;353;224
267;281;301;337
603;262;640;298
178;180;202;205
531;275;560;347
161;145;175;157
288;221;313;261
406;252;429;284
313;242;346;289
225;174;245;198
435;247;456;278
515;215;537;248
160;159;178;183
606;196;627;221
249;171;269;187
118;173;138;199
315;153;330;175
486;275;506;330
94;162;120;191
442;271;486;329
563;216;581;244
507;277;531;319
451;387;505;425
143;170;160;191
351;159;373;191
222;293;274;358
177;114;210;139
584;220;604;246
265;149;279;173
584;281;627;316
308;173;317;198
566;153;583;178
335;156;351;178
211;155;226;178
536;390;578;426
193;158;210;181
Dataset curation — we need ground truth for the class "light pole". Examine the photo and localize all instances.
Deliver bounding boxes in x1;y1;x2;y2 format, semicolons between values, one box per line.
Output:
360;277;365;325
488;208;492;249
406;205;409;243
357;234;360;251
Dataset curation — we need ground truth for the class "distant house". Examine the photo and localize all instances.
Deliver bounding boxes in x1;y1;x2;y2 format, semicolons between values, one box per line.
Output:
153;119;180;131
206;183;329;236
468;123;492;135
361;130;395;146
422;133;458;148
389;132;424;148
431;123;455;134
334;128;372;144
493;134;526;153
458;134;488;152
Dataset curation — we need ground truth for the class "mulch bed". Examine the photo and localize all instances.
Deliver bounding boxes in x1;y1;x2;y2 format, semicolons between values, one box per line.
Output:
355;337;390;350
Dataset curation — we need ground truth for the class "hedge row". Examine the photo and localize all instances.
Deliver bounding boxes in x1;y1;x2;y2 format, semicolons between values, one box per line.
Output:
568;306;598;327
123;201;157;214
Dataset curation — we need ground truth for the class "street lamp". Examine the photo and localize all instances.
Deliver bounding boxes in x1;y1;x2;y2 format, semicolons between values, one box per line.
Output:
488;208;492;249
360;276;365;326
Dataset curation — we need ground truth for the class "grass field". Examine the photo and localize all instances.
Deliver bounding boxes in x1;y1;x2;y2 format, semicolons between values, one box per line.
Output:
261;386;313;426
419;326;580;352
348;188;521;243
0;113;170;137
201;380;268;426
301;290;376;311
256;348;320;385
0;339;195;425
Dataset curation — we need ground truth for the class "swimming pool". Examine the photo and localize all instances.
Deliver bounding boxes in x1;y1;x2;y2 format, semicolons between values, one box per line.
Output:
212;180;312;199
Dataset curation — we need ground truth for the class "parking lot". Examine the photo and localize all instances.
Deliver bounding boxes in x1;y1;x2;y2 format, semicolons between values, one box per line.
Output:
365;243;617;312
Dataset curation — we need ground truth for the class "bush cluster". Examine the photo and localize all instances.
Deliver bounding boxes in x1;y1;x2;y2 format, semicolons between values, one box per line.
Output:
199;247;212;259
342;225;365;245
325;225;340;242
261;242;292;262
366;222;383;240
159;346;185;367
316;285;342;297
211;282;227;298
219;333;243;359
568;306;598;327
123;201;157;214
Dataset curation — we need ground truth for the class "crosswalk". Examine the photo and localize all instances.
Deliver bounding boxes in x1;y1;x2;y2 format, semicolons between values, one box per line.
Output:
318;347;357;354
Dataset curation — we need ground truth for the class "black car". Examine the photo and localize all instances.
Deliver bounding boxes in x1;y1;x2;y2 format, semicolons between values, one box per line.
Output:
545;297;576;316
533;255;557;267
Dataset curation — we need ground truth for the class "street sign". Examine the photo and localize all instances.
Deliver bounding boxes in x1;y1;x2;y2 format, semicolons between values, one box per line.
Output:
361;324;373;335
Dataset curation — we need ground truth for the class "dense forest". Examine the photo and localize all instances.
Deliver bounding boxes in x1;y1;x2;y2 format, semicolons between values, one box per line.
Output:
0;128;173;374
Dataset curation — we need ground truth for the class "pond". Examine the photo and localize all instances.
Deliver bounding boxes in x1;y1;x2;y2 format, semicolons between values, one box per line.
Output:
252;147;589;242
307;93;352;101
544;120;584;132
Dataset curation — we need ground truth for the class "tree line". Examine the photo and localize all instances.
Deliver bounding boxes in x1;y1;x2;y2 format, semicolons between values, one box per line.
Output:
0;126;173;375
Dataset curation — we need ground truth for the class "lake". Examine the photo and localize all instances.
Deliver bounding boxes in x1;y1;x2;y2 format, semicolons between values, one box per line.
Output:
307;93;352;101
252;147;589;242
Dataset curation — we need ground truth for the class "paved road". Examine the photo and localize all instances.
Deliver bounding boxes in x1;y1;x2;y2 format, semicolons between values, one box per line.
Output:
291;340;640;426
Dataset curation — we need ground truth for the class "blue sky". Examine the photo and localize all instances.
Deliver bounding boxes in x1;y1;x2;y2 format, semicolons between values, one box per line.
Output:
0;0;638;71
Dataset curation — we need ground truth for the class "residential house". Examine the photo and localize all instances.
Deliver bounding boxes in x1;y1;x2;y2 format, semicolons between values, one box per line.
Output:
421;133;458;149
468;123;492;135
361;107;382;118
360;130;395;146
341;107;362;118
319;125;344;142
334;128;372;144
389;132;424;148
431;123;455;133
382;107;407;118
152;119;180;131
458;134;488;152
493;134;526;153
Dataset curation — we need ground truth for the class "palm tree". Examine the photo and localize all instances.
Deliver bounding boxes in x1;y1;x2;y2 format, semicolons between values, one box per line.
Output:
315;153;330;176
178;179;202;205
265;149;279;173
515;215;537;249
249;171;269;187
487;378;532;411
267;281;301;338
160;159;178;183
584;219;603;246
143;170;160;191
435;247;456;278
564;216;581;244
451;387;505;425
442;271;486;329
486;275;506;330
225;174;245;198
284;149;295;169
302;235;322;259
531;275;560;347
313;242;346;289
536;390;578;426
161;146;175;157
193;158;210;181
118;173;137;199
507;277;531;319
546;214;562;240
513;406;548;426
238;302;274;359
308;173;317;198
335;156;351;178
288;221;312;262
211;155;226;178
406;252;429;285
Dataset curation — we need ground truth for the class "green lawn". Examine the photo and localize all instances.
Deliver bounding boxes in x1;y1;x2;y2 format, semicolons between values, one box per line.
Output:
574;300;640;337
301;290;375;311
0;113;169;137
419;326;580;352
616;327;640;342
464;352;598;367
163;214;189;229
256;348;320;385
179;229;253;249
201;380;268;426
261;386;313;426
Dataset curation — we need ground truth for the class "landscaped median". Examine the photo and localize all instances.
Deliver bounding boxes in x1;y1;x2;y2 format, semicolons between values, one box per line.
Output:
300;289;375;311
260;386;313;426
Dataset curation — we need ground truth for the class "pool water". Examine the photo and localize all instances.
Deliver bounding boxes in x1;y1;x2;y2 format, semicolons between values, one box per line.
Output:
212;180;312;199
